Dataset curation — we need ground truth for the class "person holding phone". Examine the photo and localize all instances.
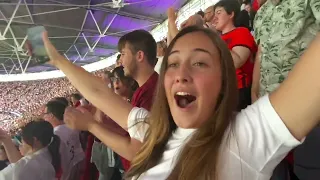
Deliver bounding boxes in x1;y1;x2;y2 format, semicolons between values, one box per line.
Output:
0;121;61;180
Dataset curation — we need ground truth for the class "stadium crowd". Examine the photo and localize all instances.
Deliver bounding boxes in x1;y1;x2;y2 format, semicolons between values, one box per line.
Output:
0;0;320;180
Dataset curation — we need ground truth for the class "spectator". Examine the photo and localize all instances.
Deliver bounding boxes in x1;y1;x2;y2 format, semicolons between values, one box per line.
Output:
115;54;122;67
33;29;159;172
62;26;320;179
102;70;113;89
240;0;256;31
155;40;167;74
0;120;60;180
70;93;82;107
52;97;69;106
90;66;138;180
44;100;85;180
253;0;320;179
214;0;257;110
204;5;215;28
196;10;205;19
0;68;112;134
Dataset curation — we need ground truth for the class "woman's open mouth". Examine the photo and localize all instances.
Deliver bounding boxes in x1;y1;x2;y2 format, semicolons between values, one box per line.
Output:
174;92;196;108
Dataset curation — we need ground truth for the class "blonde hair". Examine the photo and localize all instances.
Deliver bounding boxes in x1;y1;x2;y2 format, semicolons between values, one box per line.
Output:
126;26;238;179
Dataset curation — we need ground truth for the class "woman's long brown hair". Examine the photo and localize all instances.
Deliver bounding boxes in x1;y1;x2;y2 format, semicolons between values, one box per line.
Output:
126;26;238;180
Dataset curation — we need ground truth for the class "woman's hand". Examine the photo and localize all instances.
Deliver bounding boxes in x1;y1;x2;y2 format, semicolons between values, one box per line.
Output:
0;129;11;145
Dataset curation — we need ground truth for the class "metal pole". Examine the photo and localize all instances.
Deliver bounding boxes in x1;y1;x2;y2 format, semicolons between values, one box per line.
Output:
2;0;22;37
24;0;34;24
23;56;32;73
82;33;92;51
73;45;83;60
1;64;8;74
14;50;24;73
91;8;120;50
89;10;102;35
64;3;90;54
9;65;15;74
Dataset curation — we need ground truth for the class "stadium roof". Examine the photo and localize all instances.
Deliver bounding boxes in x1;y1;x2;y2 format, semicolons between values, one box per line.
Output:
0;0;191;74
0;0;216;81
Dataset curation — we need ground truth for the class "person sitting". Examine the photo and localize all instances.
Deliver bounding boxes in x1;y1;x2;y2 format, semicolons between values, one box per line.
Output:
0;121;60;180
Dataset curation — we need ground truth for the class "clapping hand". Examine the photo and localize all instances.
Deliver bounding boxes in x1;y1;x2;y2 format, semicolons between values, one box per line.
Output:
64;107;97;131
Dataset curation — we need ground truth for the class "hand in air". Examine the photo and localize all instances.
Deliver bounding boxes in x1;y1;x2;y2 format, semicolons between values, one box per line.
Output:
167;7;177;21
0;128;11;144
64;107;97;131
42;31;64;65
26;31;64;66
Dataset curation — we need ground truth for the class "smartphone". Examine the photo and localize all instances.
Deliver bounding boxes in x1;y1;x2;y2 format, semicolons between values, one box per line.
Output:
27;26;49;64
13;136;22;146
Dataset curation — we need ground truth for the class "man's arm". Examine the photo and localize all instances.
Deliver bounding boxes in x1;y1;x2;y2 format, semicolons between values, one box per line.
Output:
270;34;320;141
89;123;142;160
230;46;251;69
41;32;132;129
251;46;261;103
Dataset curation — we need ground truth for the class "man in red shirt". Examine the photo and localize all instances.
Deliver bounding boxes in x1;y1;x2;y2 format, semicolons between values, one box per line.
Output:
116;30;158;170
118;30;158;110
213;0;257;110
36;29;159;173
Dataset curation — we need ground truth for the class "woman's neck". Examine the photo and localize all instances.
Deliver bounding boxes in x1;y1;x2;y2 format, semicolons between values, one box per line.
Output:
29;145;45;155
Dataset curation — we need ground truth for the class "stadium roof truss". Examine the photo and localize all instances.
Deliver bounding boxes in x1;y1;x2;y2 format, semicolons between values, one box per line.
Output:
0;0;192;76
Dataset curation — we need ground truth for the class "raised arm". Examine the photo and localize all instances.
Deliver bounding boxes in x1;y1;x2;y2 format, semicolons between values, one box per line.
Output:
64;107;142;160
40;32;131;128
251;46;261;103
270;34;320;140
167;7;179;45
0;130;22;163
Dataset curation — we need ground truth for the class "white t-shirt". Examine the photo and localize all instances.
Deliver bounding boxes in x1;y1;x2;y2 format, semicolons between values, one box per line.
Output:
54;125;85;176
127;95;302;180
0;148;55;180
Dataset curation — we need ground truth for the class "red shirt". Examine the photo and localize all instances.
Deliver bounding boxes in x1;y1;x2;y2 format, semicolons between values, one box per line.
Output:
121;72;159;171
221;27;257;89
252;0;260;11
131;72;159;110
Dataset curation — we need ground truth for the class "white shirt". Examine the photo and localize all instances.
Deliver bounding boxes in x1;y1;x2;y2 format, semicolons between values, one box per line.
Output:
127;95;302;180
154;56;163;74
54;125;85;176
0;148;55;180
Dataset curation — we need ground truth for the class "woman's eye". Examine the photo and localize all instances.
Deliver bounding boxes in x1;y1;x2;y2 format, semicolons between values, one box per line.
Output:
168;63;178;68
193;62;207;67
